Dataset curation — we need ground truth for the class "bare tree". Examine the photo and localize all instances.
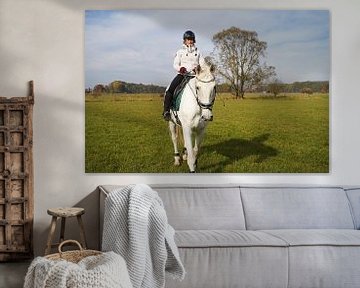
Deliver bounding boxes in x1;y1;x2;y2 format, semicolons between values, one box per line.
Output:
211;27;275;99
268;79;284;97
302;87;313;95
93;84;106;94
109;81;123;93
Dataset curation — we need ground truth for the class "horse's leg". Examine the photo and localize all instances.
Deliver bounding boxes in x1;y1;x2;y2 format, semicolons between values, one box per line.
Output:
178;125;187;161
182;126;196;172
169;121;181;166
182;147;187;161
194;127;206;160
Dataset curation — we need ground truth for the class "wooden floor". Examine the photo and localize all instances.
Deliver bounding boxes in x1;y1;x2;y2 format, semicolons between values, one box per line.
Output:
0;261;30;288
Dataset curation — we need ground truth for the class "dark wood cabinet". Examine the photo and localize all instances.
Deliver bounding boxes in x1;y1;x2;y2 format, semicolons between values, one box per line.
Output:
0;81;34;261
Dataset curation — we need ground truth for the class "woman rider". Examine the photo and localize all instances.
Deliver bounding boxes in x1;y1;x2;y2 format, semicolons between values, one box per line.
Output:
163;30;205;121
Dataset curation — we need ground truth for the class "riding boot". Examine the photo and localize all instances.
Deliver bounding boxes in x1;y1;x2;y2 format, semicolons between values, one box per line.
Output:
163;90;173;121
163;74;183;121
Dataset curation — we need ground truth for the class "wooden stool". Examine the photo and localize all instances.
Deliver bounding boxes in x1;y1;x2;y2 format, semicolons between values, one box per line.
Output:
45;207;87;255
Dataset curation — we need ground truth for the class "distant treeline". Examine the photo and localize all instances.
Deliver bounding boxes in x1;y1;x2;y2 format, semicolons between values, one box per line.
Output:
86;80;329;95
282;81;329;93
217;81;329;94
86;80;166;94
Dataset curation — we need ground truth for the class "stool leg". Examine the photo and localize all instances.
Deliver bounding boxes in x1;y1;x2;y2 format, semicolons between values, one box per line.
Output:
60;217;66;243
45;216;57;255
77;215;87;249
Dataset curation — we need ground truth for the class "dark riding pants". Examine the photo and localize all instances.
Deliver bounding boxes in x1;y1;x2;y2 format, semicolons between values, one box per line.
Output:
163;74;184;112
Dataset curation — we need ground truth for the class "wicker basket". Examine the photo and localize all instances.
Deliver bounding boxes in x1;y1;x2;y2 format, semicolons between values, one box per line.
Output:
45;240;102;263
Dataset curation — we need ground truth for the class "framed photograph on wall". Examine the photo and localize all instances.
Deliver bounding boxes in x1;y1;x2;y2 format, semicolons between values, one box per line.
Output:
85;10;329;173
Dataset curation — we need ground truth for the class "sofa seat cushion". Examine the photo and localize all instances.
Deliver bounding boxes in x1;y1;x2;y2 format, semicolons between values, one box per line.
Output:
175;230;288;248
262;229;360;246
165;246;289;288
260;230;360;288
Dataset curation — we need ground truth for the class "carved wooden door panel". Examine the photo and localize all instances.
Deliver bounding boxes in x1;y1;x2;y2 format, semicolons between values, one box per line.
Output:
0;82;34;261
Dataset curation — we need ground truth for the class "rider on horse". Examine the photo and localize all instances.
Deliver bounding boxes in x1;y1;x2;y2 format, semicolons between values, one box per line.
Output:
163;30;205;121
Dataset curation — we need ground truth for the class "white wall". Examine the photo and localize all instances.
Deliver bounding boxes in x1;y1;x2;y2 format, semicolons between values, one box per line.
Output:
0;0;360;256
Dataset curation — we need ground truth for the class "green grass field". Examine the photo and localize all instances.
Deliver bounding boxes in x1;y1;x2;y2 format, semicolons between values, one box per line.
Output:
85;93;329;173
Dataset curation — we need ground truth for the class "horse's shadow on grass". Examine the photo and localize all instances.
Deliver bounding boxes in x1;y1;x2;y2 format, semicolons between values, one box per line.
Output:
200;133;278;172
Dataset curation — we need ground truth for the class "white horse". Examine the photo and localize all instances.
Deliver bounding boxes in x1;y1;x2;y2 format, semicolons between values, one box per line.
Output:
168;61;216;172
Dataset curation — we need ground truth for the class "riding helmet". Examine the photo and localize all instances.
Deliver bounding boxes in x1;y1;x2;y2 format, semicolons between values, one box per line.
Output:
183;30;196;42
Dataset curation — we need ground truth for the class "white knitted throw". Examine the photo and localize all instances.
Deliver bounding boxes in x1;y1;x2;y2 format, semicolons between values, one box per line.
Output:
102;184;185;288
23;251;133;288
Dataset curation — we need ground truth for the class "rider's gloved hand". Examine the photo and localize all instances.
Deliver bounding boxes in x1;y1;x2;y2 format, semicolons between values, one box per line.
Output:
179;67;187;74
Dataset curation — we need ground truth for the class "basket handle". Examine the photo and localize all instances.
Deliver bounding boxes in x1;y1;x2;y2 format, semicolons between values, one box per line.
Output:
58;240;83;255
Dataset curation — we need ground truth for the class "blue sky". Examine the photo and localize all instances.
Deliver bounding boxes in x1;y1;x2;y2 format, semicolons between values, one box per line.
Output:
85;10;329;88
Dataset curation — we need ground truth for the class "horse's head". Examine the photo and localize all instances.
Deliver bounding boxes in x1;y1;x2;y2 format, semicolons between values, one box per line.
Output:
194;61;216;121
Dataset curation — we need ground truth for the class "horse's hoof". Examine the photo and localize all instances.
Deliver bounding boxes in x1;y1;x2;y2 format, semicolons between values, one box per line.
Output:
182;155;187;161
174;156;182;166
189;170;196;173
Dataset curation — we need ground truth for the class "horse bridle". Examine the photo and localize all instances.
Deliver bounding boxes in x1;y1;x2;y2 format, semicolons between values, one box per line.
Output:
190;76;216;111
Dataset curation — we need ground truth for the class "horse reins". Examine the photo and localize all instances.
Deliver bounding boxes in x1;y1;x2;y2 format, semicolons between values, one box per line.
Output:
195;76;215;83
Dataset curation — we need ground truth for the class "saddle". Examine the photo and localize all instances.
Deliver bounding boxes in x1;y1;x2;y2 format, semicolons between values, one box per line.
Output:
171;76;194;111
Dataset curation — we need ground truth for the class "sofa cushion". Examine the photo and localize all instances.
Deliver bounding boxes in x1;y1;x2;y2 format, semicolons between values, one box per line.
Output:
175;230;288;248
100;185;246;230
165;246;288;288
241;187;355;230
287;246;360;288
261;229;360;246
154;186;246;230
345;188;360;229
261;229;360;288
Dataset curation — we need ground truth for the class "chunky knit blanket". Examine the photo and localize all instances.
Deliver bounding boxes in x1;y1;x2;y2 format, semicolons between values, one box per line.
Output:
24;251;133;288
102;184;185;288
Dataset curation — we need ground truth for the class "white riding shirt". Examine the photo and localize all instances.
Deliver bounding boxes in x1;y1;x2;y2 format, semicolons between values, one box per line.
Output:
173;44;205;73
